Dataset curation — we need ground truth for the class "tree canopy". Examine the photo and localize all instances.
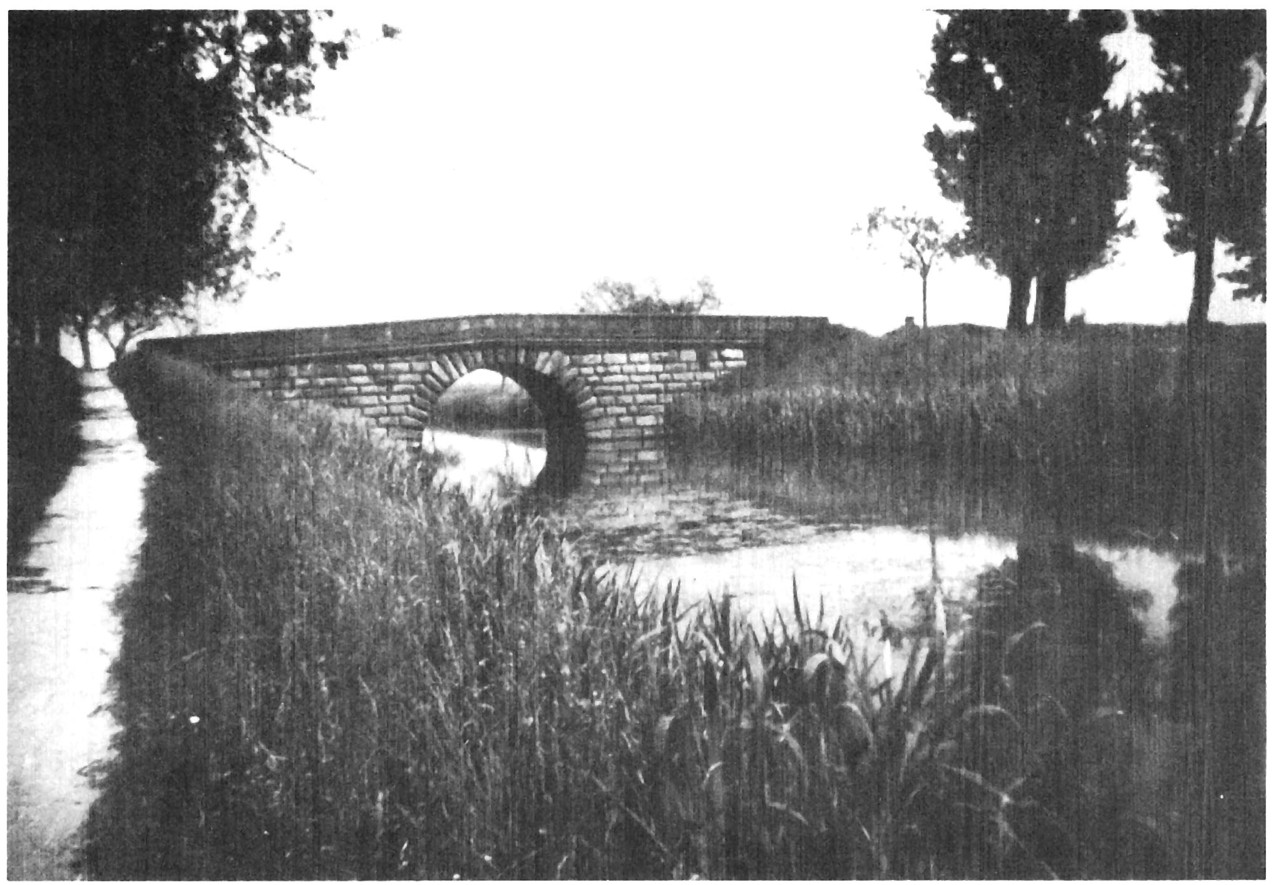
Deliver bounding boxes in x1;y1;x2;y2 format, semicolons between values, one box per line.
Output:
578;278;720;315
1134;11;1266;327
852;207;964;329
8;11;351;362
925;10;1133;331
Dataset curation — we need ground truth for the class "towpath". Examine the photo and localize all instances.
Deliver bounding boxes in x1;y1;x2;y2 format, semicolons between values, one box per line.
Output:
7;370;152;879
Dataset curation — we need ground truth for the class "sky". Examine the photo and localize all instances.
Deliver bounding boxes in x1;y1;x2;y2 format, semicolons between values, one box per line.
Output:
185;5;1265;338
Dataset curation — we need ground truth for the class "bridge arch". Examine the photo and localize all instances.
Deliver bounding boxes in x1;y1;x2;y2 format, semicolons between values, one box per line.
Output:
417;349;594;495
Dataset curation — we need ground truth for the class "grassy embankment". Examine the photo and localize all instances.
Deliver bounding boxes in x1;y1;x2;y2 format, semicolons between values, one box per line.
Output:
7;348;85;569
80;350;1233;878
667;322;1265;553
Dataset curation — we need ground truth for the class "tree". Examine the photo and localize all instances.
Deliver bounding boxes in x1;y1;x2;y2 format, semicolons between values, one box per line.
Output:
1135;11;1266;329
578;278;720;315
8;11;354;360
852;207;964;329
926;10;1133;331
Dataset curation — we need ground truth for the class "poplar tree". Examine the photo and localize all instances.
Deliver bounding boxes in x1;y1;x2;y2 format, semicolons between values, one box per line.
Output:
925;10;1132;331
1135;10;1266;329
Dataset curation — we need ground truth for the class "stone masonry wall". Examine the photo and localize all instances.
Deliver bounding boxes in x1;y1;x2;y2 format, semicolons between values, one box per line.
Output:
214;344;748;491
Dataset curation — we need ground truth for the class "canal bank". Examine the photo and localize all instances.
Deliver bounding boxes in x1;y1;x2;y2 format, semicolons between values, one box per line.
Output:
7;370;153;879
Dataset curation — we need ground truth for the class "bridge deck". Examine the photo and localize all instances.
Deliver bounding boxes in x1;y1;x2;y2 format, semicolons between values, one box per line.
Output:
142;313;831;365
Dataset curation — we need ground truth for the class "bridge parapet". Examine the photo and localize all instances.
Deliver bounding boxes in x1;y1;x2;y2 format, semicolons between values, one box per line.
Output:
140;314;830;493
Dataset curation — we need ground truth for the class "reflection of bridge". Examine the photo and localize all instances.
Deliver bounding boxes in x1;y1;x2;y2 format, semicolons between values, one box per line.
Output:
141;313;831;493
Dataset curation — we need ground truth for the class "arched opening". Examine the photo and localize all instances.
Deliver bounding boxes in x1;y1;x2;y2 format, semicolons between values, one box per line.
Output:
423;365;587;497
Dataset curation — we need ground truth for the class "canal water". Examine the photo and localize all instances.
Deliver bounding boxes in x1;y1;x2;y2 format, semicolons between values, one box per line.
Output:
7;371;153;879
422;426;1188;641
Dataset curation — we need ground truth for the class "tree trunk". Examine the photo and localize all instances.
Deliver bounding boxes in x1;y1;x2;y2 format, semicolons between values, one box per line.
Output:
920;271;930;330
77;326;93;371
1187;231;1214;333
1006;269;1032;331
1034;271;1068;331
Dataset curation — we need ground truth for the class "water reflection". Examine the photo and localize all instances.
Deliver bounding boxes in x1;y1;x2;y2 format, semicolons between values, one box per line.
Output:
422;420;1262;876
427;427;1191;646
422;426;546;501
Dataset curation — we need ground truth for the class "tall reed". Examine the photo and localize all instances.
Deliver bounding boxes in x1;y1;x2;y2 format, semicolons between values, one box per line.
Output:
83;351;1220;878
668;324;1264;551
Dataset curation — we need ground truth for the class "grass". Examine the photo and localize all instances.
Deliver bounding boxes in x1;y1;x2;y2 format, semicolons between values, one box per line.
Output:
7;347;85;567
667;322;1265;553
81;351;1260;878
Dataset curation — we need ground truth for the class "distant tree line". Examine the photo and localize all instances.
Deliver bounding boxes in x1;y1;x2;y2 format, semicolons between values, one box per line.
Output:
579;278;720;315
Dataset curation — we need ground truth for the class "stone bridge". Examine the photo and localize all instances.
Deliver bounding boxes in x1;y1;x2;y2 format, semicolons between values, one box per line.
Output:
140;313;831;493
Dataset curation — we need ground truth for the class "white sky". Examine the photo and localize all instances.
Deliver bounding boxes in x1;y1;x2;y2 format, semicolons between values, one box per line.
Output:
194;4;1265;337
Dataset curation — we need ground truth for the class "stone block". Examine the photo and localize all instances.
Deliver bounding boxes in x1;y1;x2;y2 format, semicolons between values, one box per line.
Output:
603;353;627;365
721;348;745;360
444;353;468;377
345;363;367;374
578;353;603;366
387;361;411;373
631;403;667;416
634;415;660;427
679;349;698;362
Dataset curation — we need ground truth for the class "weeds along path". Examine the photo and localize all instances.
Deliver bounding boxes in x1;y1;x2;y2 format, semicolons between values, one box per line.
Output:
7;370;153;879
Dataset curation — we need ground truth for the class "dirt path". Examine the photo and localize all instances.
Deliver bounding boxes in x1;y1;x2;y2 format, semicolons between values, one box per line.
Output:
7;370;153;879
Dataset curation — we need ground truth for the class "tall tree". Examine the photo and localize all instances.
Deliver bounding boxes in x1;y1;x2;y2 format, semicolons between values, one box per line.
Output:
8;11;352;360
925;10;1133;331
852;207;964;330
1135;11;1266;329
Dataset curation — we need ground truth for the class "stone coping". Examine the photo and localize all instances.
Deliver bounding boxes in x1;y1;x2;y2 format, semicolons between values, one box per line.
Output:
140;314;831;366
